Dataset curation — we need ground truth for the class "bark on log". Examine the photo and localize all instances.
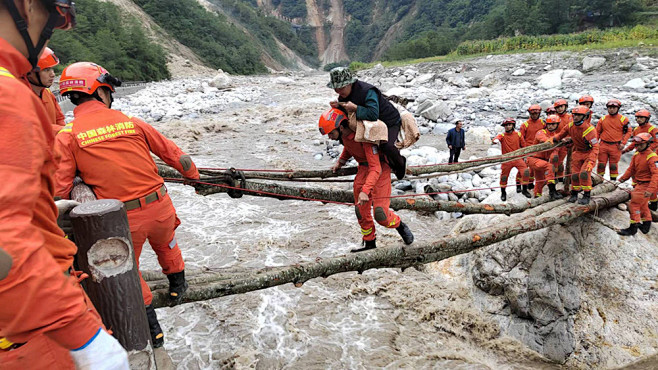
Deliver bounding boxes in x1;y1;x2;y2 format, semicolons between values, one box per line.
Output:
149;183;625;308
70;200;156;369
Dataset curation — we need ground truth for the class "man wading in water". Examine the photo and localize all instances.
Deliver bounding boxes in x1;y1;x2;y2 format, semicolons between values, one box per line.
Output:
318;107;414;252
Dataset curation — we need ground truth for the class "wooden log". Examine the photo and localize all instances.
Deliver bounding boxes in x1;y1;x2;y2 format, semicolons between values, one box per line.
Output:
71;176;97;203
70;199;156;369
149;183;626;308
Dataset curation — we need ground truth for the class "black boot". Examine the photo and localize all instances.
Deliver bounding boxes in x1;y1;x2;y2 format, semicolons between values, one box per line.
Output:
527;182;534;191
548;183;564;200
516;184;522;193
351;239;376;253
618;223;638;236
558;177;564;183
639;220;652;234
394;156;407;180
521;185;532;198
578;191;591;205
500;188;507;201
145;305;164;348
396;221;414;245
650;202;658;211
568;190;579;203
167;271;188;307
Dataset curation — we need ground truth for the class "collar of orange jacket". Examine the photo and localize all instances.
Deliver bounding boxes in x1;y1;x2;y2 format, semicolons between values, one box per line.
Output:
73;99;108;118
0;37;33;79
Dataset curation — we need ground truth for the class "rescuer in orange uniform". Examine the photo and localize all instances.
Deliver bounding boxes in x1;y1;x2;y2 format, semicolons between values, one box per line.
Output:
555;105;600;205
616;133;658;236
491;118;531;201
576;95;595;126
520;104;545;190
319;107;414;252
553;99;572;183
596;99;631;180
0;1;128;369
26;47;65;136
54;62;200;348
526;115;564;200
623;109;658;211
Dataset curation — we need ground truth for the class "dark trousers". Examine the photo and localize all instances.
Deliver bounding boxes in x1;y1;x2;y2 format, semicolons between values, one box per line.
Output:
380;124;405;171
449;147;462;163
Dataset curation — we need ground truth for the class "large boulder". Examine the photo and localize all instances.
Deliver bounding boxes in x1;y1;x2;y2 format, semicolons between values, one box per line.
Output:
582;56;606;72
209;72;232;89
537;69;563;89
421;101;452;122
624;78;646;89
466;127;492;145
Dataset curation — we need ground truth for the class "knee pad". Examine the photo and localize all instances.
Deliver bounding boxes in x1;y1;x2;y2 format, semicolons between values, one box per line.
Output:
571;174;579;182
558;164;564;172
0;249;12;281
374;207;387;223
523;169;530;177
355;206;362;220
501;176;508;183
579;172;589;181
550;156;558;164
597;163;606;172
610;163;618;172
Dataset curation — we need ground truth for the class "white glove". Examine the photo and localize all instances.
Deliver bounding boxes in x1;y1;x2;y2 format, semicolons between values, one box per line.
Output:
55;199;80;235
70;328;129;370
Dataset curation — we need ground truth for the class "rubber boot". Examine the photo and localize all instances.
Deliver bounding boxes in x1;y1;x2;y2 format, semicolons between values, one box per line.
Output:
145;305;164;348
618;223;638;236
167;271;188;307
527;182;534;191
396;221;414;245
578;191;591;205
516;184;522;193
500;188;507;201
639;220;652;234
567;190;579;203
351;239;376;253
395;156;407;180
521;185;531;199
650;202;658;211
548;183;564;200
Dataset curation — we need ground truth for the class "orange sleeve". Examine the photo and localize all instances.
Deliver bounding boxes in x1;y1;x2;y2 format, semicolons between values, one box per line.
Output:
584;128;600;164
137;119;200;179
626;128;637;152
555;124;570;141
648;155;658;194
621;116;631;145
618;156;635;183
596;117;603;137
519;132;526;148
519;122;527;140
494;134;503;142
361;143;382;195
339;147;352;164
534;130;549;144
0;114;100;349
650;127;658;151
53;131;77;199
54;99;65;127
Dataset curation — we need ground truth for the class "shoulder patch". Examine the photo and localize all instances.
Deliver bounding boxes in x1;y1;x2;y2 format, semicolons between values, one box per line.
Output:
590;138;599;145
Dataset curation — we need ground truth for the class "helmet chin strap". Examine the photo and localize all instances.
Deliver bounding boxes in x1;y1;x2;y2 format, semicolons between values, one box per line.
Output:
27;71;48;88
3;0;59;69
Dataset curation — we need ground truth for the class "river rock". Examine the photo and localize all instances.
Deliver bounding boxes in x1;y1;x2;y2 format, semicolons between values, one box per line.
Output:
562;69;583;79
624;78;645;89
512;68;526;76
209;72;232;89
582;56;606;72
467;127;492;145
421;101;452;122
537;69;563;89
274;77;295;85
480;74;498;87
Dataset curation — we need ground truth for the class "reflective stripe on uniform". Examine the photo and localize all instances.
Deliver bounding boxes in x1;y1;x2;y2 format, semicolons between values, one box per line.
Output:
647;152;657;160
361;227;373;235
59;123;73;133
582;126;594;137
0;67;15;79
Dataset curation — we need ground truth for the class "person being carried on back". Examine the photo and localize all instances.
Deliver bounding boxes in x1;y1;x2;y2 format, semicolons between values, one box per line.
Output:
327;67;408;180
318;107;414;252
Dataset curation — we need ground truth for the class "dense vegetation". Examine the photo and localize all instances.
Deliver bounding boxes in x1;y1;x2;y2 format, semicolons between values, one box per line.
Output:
270;0;307;19
48;0;169;81
213;0;318;67
382;0;649;61
133;0;267;75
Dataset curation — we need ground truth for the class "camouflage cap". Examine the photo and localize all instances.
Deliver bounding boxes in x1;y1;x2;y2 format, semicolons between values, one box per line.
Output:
327;67;357;89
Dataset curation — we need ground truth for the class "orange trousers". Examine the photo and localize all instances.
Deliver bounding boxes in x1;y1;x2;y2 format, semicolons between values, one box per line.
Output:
570;151;594;191
629;183;654;223
527;157;555;197
354;164;400;241
551;147;567;180
127;193;185;306
597;142;622;180
500;159;529;187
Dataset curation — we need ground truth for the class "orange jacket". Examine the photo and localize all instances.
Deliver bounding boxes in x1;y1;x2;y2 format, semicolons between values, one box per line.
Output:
625;124;658;152
533;129;559;160
494;130;525;154
555;121;600;164
520;118;545;146
596;114;631;145
338;131;383;195
619;150;658;193
54;101;199;202
41;88;66;137
0;38;101;349
557;112;572;133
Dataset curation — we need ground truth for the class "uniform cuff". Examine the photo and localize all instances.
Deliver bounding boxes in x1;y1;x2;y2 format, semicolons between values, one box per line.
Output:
46;313;103;350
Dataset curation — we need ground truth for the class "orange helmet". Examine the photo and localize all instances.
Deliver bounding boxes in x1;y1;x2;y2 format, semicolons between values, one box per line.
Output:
528;104;541;113
606;99;622;108
59;62;122;96
545;115;560;125
633;133;653;144
319;108;346;135
553;99;568;108
635;109;651;119
572;105;590;115
578;95;594;104
545;106;557;115
37;48;59;71
501;118;516;126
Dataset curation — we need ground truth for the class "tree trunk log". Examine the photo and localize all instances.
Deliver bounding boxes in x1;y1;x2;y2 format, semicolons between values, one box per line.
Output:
70;199;156;369
148;183;625;308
